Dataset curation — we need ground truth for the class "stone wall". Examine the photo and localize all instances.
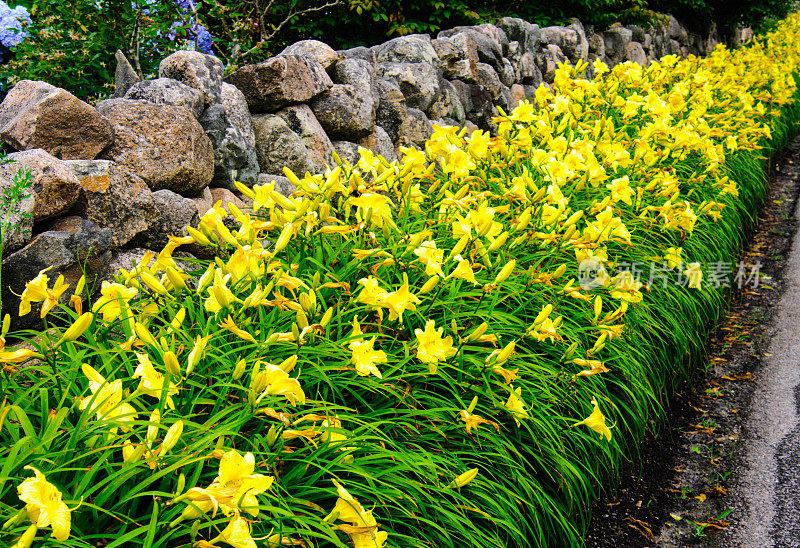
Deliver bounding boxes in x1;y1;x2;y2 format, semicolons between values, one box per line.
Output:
0;13;751;327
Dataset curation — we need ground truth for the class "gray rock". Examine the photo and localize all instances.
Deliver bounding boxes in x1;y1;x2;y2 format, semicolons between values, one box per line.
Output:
509;83;525;110
568;19;590;62
404;108;433;148
309;84;375;141
0;161;34;254
281;39;340;70
252;105;334;177
508;41;542;86
134;189;200;249
373;35;438;66
198;104;260;190
65;159;158;247
475;62;511;111
124;78;204;118
587;31;605;59
667;15;689;45
604;27;633;66
337;46;376;65
626;42;648;65
332;141;361;165
357;126;397;163
537;45;566;84
226;55;333;113
113;50;141;98
376;61;441;111
334;58;375;91
438;27;504;75
2;149;80;222
276;104;335;170
2;218;113;329
432;38;480;83
159;50;224;107
256;174;296;197
374;79;409;145
426;78;466;124
497;17;543;54
431;37;480;83
0;80;114;160
542;26;584;64
252;115;314;176
499;58;516;87
450;80;495;131
96;98;214;194
221;83;257;151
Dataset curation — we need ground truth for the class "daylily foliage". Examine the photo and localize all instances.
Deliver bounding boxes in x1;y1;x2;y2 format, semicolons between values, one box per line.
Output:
3;13;800;547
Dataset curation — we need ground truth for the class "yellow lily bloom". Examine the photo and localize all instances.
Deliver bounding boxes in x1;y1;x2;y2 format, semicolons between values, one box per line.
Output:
379;281;421;323
92;281;138;323
573;398;613;441
133;353;179;409
448;255;479;285
18;270;70;318
16;466;71;541
504;386;529;427
350;337;387;379
251;362;305;406
414;320;456;374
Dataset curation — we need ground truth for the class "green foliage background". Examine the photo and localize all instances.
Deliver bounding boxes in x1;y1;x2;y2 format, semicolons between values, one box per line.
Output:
0;0;794;101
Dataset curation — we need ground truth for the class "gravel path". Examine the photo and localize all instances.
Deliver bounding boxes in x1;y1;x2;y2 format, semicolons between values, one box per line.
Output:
729;179;800;547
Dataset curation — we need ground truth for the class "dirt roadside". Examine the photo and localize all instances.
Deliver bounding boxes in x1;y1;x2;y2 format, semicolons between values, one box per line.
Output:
583;134;800;548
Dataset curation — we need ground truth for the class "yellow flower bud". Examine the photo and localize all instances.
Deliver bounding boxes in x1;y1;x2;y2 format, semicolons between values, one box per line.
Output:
448;468;479;488
497;341;516;364
487;231;509;252
12;523;38;548
232;358;247;380
159;420;184;454
164;351;181;376
419;275;439;294
494;260;516;284
140;271;169;296
274;223;294;252
56;312;93;345
134;322;157;347
320;307;334;328
466;322;489;342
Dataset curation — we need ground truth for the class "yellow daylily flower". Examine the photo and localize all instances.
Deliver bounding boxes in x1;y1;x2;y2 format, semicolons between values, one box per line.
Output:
350;338;387;379
379;282;421;323
413;240;444;277
183;450;275;520
92;281;138;323
448;255;478;285
133;353;179;409
684;262;704;289
251;362;305;406
414;320;456;374
16;466;71;541
504;386;529;427
18;270;70;318
573;398;613;441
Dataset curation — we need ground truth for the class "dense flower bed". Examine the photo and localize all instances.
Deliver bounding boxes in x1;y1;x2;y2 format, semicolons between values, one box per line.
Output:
2;12;800;548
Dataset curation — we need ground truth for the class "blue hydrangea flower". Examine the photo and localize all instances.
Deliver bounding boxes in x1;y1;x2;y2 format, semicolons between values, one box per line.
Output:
167;21;214;55
0;2;31;48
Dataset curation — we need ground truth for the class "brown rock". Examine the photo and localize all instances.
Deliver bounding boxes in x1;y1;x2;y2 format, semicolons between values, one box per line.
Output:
96;98;214;195
1;149;80;222
64;159;158;247
226;55;333;113
0;80;114;160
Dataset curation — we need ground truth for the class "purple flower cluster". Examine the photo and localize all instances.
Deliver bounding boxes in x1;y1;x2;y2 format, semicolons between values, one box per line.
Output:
0;1;30;48
146;0;215;55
